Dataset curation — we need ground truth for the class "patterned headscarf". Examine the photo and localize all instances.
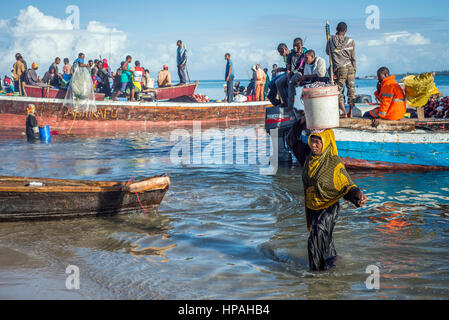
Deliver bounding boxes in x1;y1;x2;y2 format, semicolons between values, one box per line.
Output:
302;129;356;229
27;104;36;115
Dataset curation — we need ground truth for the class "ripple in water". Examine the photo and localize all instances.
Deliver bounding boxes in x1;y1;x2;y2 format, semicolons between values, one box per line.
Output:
0;127;448;299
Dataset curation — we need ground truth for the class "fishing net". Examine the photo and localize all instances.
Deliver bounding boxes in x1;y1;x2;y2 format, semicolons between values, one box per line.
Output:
63;64;97;113
402;72;440;107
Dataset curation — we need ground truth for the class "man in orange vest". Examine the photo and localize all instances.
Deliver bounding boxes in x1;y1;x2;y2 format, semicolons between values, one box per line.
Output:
364;67;406;120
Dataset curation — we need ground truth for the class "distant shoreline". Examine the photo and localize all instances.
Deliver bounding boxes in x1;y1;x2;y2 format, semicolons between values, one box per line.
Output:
362;70;449;79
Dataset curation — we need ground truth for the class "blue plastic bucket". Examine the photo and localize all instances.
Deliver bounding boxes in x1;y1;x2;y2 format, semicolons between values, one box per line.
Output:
39;125;51;142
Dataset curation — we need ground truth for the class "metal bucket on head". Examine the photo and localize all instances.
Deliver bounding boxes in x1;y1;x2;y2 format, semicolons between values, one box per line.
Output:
302;85;339;130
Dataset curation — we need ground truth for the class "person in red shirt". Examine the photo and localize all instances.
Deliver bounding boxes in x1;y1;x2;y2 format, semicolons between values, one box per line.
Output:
133;60;144;92
364;67;406;120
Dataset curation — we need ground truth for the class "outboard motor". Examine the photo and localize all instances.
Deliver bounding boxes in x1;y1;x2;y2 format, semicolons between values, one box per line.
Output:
265;106;298;162
354;94;372;104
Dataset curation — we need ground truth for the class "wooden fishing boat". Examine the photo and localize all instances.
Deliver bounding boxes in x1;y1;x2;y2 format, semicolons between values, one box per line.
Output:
0;175;171;222
145;81;198;100
0;95;271;132
301;116;449;171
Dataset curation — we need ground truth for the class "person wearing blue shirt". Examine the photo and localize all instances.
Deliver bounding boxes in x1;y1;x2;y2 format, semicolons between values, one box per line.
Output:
73;53;88;68
177;40;188;85
225;53;234;103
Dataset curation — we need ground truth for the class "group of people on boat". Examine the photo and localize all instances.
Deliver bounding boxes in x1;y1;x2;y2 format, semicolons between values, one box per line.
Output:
263;22;406;121
6;40;191;101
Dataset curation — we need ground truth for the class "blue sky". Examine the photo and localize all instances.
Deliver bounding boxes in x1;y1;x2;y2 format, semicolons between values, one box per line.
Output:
1;0;448;79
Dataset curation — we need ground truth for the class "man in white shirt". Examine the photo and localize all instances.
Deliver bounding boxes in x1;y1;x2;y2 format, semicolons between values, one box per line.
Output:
302;50;327;80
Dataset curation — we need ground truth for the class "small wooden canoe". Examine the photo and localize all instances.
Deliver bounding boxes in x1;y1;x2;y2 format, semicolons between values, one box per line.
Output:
145;81;198;100
23;84;44;98
0;175;170;222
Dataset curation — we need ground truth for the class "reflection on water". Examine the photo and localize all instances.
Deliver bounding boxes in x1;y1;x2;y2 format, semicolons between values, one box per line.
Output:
0;126;448;299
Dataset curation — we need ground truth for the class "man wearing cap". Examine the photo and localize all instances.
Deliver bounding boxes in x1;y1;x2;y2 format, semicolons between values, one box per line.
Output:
158;65;172;88
26;104;40;142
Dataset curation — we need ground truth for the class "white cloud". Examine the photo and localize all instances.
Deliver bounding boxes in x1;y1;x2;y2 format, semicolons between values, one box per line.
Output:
0;5;127;75
368;31;430;47
0;6;283;80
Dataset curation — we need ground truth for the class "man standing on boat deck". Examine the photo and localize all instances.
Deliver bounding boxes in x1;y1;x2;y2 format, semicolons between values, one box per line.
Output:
177;40;188;85
73;53;89;68
113;56;135;101
326;22;357;118
13;54;26;95
225;53;234;103
50;57;61;76
363;67;406;121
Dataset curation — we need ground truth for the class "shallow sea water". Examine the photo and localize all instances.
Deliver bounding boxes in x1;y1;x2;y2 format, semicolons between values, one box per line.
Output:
0;125;448;300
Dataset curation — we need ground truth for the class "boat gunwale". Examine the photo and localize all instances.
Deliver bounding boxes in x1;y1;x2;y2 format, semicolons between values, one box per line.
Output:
0;95;272;109
0;176;170;193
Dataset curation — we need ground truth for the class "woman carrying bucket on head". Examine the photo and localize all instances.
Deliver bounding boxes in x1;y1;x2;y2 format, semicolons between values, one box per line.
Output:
287;116;367;271
26;104;40;142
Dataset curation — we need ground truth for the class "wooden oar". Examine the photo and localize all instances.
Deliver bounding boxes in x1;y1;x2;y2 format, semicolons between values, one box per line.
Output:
326;20;335;86
184;45;191;84
46;80;50;98
185;64;191;84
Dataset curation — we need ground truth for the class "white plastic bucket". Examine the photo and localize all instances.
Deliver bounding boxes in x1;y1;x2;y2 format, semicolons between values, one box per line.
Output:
302;85;339;130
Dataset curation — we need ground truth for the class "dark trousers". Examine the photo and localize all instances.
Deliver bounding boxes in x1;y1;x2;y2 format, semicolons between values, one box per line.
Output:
288;73;302;109
14;80;24;95
226;76;234;103
307;202;339;271
276;74;288;106
178;65;186;84
267;73;284;106
102;79;111;97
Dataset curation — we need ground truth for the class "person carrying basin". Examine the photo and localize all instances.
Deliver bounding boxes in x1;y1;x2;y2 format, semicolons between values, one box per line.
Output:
286;116;367;271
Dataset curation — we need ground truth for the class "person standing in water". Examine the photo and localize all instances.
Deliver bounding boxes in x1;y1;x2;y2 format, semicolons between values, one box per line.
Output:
287;117;367;271
26;104;40;142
